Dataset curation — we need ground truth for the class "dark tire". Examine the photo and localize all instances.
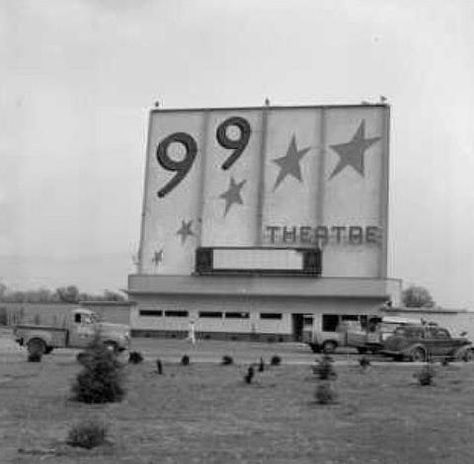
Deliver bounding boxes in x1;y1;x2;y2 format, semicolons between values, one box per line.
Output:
27;338;46;356
411;347;426;362
462;349;472;362
322;341;337;354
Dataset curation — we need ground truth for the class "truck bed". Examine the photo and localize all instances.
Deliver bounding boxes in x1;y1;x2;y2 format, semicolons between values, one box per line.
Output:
14;325;68;348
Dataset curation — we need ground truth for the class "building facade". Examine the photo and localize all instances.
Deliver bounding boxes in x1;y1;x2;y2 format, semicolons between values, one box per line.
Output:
128;103;400;340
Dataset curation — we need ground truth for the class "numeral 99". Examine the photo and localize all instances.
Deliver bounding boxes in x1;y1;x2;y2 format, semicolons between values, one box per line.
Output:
156;116;252;197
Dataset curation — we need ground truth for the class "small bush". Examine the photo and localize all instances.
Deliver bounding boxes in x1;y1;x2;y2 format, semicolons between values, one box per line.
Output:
221;355;234;365
270;355;281;366
313;355;337;380
414;364;436;386
128;351;144;364
27;352;42;363
359;356;371;370
71;338;125;404
244;366;255;384
67;419;108;449
315;382;338;405
156;359;163;375
181;355;190;366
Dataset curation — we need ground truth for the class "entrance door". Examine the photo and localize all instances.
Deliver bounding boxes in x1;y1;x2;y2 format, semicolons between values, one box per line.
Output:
292;314;305;342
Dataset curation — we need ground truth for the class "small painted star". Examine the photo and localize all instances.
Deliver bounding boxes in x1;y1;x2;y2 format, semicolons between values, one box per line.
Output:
329;120;381;179
272;135;311;190
152;249;163;266
219;176;246;216
176;220;195;244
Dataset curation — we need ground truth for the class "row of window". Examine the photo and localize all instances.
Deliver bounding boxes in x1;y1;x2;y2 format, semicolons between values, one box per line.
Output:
139;310;283;320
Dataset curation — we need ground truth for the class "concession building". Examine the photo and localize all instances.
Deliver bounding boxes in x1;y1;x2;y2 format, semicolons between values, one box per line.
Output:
127;103;401;340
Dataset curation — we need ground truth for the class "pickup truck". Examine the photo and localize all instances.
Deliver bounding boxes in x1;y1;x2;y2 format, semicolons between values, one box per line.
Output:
13;307;131;356
381;324;472;362
307;315;420;354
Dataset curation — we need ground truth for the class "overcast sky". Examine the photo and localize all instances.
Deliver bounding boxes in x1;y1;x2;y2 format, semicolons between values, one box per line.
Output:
1;0;474;307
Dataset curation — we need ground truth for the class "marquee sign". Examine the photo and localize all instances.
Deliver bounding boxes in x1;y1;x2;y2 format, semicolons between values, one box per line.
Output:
139;104;390;278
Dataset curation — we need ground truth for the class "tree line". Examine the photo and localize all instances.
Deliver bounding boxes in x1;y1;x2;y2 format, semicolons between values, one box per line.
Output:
0;283;125;304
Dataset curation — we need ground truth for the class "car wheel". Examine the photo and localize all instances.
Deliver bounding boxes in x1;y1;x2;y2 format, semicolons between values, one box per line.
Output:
27;338;46;356
322;341;337;354
463;349;473;362
411;347;426;362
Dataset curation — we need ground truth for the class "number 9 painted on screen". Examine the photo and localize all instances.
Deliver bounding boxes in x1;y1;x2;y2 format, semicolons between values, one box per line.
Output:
156;132;198;198
216;116;251;170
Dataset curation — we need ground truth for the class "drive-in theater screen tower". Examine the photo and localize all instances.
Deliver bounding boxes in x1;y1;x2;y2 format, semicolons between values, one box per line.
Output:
128;103;400;340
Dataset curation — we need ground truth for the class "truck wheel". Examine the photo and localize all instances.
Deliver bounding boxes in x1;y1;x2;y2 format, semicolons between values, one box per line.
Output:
27;338;46;356
322;341;337;354
411;348;426;362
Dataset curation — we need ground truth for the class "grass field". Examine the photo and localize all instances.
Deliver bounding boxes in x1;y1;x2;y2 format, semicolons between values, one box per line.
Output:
1;342;474;463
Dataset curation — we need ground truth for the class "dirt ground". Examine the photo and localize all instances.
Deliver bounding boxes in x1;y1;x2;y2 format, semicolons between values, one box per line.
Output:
1;332;474;463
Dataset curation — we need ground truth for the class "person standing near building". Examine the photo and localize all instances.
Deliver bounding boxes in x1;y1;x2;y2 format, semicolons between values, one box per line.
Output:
187;319;196;345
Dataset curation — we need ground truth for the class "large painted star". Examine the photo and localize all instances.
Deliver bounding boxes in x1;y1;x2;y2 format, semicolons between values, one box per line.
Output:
272;135;311;190
176;219;195;244
329;120;381;179
219;176;246;216
152;249;163;266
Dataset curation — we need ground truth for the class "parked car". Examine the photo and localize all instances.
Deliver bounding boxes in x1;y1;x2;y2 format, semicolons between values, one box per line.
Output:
381;324;472;362
13;307;130;356
307;314;419;354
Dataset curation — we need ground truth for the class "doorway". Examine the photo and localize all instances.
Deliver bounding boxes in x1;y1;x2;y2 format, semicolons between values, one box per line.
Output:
292;314;305;342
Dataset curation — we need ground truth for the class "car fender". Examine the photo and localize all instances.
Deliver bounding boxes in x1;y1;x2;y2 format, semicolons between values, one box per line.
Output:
453;345;472;360
404;343;427;358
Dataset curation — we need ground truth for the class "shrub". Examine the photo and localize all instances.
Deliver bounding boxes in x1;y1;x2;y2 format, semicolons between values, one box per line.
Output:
313;355;337;380
67;419;108;449
156;359;163;375
414;364;436;386
71;338;125;404
244;366;255;384
128;351;144;364
221;355;234;365
270;355;281;366
359;356;371;370
181;355;190;366
315;382;338;405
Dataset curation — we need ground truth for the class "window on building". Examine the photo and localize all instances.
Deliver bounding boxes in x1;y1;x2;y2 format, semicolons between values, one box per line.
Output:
225;312;250;319
164;310;189;317
139;310;163;317
199;311;223;318
260;313;282;320
322;314;339;332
